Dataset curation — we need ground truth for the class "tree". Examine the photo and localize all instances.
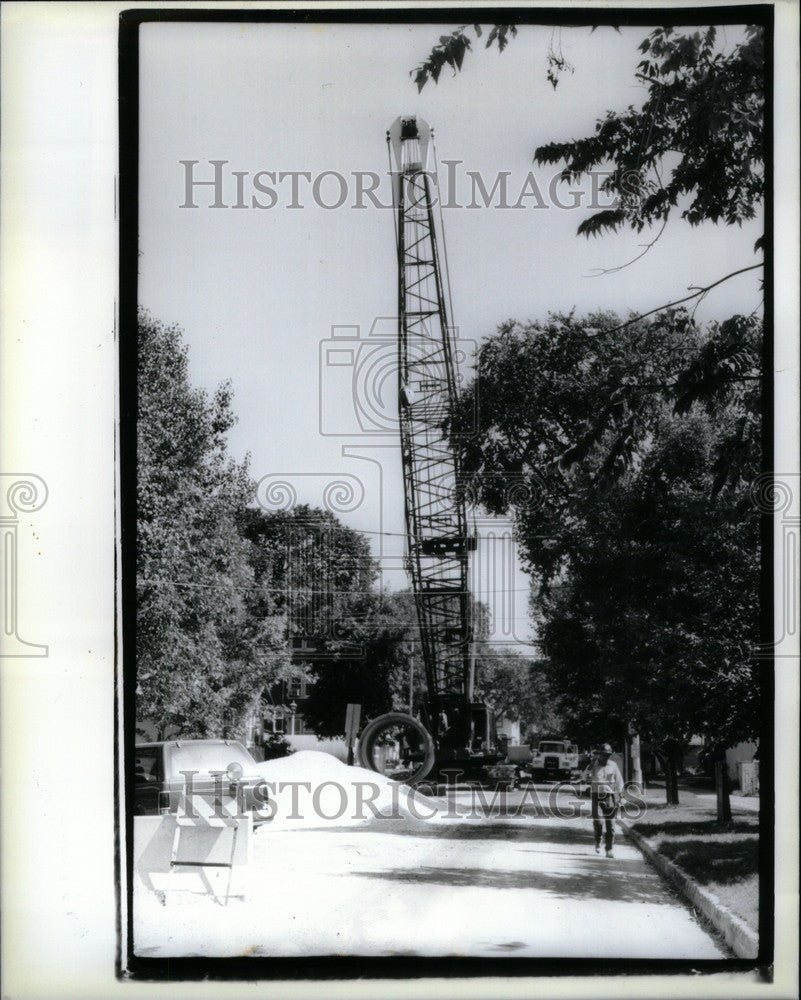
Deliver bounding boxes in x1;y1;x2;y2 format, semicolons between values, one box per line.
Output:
292;574;563;745
413;22;765;323
533;25;764;239
538;409;760;805
241;504;388;733
454;310;760;571
411;24;519;91
242;507;423;739
416;21;765;481
453;311;761;804
137;312;290;739
473;648;562;738
413;23;765;812
299;590;422;739
240;504;378;649
413;23;764;228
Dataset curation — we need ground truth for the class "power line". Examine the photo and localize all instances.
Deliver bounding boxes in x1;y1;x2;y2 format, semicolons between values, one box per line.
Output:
432;130;457;339
137;577;548;597
298;526;557;539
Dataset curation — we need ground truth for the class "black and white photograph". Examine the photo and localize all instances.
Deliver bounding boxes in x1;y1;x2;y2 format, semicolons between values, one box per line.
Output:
1;2;798;998
121;5;779;974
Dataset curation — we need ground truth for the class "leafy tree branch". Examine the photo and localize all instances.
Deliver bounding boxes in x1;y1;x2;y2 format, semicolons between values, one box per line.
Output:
586;262;763;338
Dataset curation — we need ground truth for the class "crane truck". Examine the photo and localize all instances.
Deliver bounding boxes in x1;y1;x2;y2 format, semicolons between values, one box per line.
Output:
357;117;505;784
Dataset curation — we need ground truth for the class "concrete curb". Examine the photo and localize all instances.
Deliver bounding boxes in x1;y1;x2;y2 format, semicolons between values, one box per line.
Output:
619;818;759;958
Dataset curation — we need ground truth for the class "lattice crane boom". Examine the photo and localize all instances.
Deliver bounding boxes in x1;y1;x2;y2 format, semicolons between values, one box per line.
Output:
358;117;500;780
388;115;479;746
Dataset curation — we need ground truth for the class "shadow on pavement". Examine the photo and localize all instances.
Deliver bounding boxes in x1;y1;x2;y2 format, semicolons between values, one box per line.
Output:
313;820;598;846
349;857;680;904
297;820;618;848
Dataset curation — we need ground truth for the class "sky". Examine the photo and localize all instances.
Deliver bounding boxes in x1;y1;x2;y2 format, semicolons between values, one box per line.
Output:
138;19;762;649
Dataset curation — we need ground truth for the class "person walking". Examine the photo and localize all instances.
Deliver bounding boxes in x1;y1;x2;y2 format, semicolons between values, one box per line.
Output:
587;743;624;857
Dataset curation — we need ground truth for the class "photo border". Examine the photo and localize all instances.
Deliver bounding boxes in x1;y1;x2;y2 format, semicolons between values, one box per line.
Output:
118;1;777;984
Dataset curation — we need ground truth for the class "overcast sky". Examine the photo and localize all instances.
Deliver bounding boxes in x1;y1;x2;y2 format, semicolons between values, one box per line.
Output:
138;19;762;647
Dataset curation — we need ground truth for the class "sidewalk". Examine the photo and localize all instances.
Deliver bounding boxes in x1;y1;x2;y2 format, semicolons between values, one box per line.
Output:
618;781;760;958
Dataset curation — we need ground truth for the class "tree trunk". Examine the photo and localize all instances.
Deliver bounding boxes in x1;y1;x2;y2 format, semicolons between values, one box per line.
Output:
630;734;643;792
658;741;681;805
657;751;680;805
667;756;680;805
714;753;732;822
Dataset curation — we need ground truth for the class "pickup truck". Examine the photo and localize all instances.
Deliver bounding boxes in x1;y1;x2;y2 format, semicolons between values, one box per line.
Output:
529;740;579;781
133;739;271;825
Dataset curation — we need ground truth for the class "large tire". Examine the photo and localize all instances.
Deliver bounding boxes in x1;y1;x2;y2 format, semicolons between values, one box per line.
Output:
357;712;436;783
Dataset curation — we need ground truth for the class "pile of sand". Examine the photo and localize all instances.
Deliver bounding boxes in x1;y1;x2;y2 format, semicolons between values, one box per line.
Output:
252;750;449;830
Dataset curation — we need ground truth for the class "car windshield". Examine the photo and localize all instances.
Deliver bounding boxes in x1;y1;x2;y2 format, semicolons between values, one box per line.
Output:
539;743;564;752
166;743;256;778
134;748;159;781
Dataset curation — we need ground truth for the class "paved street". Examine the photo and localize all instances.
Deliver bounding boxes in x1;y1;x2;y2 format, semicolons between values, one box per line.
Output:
134;776;729;959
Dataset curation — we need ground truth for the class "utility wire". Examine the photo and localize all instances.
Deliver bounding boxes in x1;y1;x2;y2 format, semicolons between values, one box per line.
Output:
138;577;549;597
431;130;457;337
347;527;556;539
386;132;399;250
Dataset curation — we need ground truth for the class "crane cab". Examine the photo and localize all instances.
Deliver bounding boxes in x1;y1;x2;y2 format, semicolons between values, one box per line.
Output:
388;115;432;175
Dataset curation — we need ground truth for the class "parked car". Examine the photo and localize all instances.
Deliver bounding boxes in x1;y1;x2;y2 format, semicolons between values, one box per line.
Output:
133;739;271;825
